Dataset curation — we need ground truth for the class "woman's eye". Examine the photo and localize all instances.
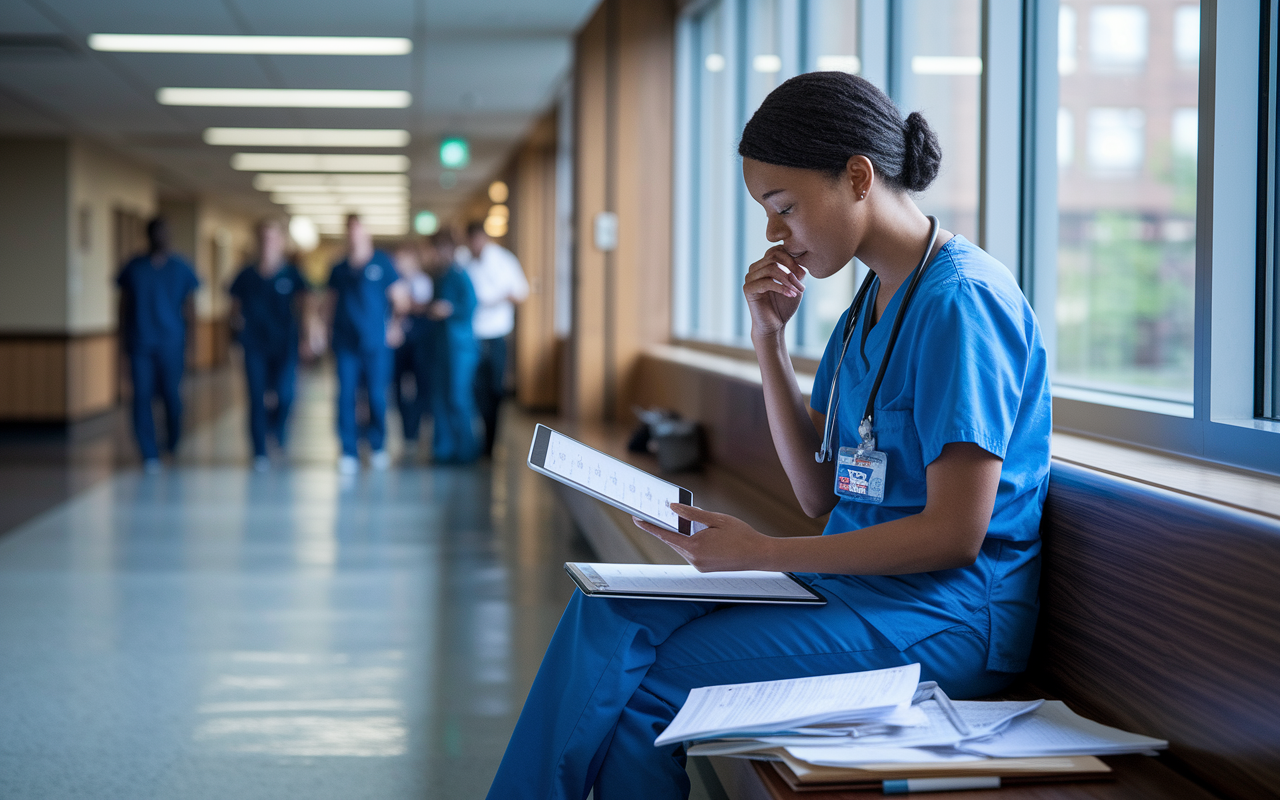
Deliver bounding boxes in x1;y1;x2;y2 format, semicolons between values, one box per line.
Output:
779;205;793;215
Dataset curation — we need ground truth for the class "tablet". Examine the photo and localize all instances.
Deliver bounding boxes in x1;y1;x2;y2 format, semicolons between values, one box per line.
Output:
528;424;694;535
565;563;825;605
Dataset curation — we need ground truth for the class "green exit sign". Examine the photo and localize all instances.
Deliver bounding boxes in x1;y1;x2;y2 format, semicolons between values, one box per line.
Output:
439;137;469;169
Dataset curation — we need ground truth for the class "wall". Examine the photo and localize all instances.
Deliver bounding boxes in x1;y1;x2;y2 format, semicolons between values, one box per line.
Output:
67;139;154;334
0;137;155;420
567;0;676;422
0;139;69;333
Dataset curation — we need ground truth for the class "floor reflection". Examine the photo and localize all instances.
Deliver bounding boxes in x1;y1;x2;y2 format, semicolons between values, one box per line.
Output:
0;365;591;799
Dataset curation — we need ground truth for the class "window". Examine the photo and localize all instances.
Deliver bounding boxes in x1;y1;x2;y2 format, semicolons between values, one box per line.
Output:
1054;1;1197;404
676;0;1280;473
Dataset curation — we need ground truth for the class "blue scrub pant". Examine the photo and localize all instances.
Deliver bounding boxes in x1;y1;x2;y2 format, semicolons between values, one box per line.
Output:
474;335;507;457
334;346;390;458
128;344;185;461
243;346;297;457
487;582;1012;800
393;328;432;442
432;344;479;463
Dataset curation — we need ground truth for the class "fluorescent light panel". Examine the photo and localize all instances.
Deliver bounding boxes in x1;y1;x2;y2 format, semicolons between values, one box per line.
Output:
205;128;409;147
232;153;409;172
158;88;411;108
90;34;411;55
271;193;408;206
253;173;408;190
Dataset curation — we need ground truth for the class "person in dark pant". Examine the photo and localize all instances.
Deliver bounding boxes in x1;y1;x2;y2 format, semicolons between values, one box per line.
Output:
426;230;479;464
116;217;200;473
390;243;433;461
461;222;528;457
322;214;409;475
228;220;309;472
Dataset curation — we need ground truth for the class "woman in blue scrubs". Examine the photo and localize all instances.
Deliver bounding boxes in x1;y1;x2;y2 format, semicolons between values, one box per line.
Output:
423;230;480;464
487;73;1051;800
228;220;309;471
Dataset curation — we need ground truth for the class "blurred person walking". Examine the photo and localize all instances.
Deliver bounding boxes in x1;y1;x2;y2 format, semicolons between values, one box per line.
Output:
116;217;199;473
426;230;480;465
391;243;434;461
321;215;409;474
228;220;310;472
461;221;528;458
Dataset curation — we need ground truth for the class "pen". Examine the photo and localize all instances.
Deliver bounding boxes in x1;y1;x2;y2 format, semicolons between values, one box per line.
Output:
883;777;1001;794
930;685;971;736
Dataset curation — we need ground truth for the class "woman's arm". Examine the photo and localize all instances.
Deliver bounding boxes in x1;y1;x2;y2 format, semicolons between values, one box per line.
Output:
744;245;838;518
635;441;1001;574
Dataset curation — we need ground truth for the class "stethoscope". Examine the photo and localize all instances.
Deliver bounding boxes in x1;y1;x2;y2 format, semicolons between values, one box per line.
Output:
816;216;941;463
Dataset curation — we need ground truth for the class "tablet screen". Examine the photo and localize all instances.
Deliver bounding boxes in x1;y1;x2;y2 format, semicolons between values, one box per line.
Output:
529;425;688;533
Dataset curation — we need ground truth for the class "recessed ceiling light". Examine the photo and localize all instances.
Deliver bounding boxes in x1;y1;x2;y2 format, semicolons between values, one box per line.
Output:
90;34;411;56
158;88;411;108
252;173;408;190
232;153;410;172
204;128;410;147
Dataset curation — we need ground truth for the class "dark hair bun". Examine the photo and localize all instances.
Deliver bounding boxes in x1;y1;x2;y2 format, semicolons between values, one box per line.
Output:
739;72;942;193
900;112;942;192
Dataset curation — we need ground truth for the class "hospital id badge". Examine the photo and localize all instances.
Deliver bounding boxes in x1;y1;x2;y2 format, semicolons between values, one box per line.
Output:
835;446;887;504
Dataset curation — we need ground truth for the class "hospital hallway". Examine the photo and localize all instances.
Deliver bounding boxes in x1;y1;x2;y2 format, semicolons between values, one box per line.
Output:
0;361;595;799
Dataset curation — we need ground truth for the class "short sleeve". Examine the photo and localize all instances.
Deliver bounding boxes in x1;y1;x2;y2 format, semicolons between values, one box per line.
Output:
911;279;1032;467
810;307;850;414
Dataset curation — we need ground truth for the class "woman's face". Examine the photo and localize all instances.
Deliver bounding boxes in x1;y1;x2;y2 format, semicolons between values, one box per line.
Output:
742;157;864;279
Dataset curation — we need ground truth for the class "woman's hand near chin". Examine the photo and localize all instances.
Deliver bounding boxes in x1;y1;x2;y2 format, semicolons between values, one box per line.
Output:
632;504;777;573
744;245;807;339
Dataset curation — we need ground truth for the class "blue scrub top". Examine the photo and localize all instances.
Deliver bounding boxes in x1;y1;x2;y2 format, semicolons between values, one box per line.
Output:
427;265;478;355
327;250;397;353
810;236;1051;673
229;263;308;355
116;254;200;353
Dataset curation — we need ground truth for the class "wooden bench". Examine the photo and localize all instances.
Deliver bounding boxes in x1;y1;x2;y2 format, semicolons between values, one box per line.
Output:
543;420;1280;800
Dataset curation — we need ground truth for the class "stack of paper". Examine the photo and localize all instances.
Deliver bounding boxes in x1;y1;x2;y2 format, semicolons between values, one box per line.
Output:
654;664;921;747
664;664;1167;773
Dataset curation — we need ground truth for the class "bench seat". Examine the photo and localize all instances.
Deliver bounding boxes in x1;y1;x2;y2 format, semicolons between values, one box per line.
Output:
536;420;1280;799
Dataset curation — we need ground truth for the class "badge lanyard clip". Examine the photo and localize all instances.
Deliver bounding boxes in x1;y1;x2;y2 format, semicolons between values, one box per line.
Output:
818;217;940;504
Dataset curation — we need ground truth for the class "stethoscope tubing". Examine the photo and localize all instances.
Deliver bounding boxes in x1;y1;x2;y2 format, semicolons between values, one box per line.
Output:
815;216;941;463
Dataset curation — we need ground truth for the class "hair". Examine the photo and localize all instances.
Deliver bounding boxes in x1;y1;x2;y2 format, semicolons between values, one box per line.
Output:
738;72;942;193
465;221;487;238
345;213;361;227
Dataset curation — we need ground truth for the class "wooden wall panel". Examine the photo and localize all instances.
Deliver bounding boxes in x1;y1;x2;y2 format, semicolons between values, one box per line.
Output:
570;6;611;422
567;0;676;423
512;114;561;410
0;333;116;420
66;333;116;418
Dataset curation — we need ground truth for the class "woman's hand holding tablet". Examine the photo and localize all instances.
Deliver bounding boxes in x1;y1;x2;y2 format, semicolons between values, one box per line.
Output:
632;505;777;573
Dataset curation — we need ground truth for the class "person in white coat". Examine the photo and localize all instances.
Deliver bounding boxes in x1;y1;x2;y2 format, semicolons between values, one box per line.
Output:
460;222;529;457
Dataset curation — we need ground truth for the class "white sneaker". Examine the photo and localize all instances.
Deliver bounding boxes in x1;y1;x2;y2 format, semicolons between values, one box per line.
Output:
370;450;391;471
338;455;360;475
142;458;162;474
253;455;271;473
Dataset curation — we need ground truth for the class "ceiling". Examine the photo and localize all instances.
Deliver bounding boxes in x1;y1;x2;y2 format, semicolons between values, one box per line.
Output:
0;0;597;226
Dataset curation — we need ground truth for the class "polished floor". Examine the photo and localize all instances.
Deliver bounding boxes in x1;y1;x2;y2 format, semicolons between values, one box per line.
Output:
0;362;595;798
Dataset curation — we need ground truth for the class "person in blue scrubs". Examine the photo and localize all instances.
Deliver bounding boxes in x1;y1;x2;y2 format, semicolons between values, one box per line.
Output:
487;73;1052;800
322;214;409;474
423;230;480;464
116;217;200;473
228;220;309;471
390;243;434;460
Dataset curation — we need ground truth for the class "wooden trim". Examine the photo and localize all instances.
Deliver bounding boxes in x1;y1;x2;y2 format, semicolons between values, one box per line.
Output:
0;331;117;421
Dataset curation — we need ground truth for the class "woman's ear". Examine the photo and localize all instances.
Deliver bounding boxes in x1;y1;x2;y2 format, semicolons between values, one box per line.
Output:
845;155;875;201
